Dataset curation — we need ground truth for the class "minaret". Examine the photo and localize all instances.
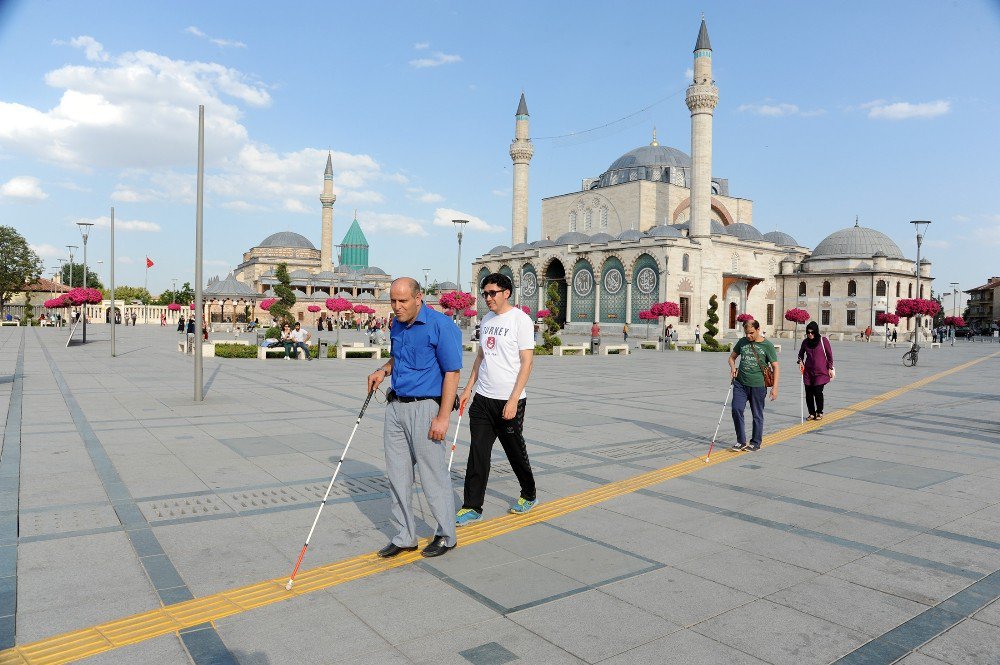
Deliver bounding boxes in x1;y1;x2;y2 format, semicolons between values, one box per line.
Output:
509;92;534;246
685;17;718;241
320;152;336;271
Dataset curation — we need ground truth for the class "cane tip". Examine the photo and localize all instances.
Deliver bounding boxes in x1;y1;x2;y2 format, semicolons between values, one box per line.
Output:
285;580;294;591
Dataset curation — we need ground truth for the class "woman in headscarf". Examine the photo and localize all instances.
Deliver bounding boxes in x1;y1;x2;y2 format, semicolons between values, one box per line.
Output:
797;320;834;420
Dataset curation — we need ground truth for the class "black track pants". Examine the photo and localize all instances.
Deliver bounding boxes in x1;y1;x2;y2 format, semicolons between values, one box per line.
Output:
805;383;826;416
462;394;535;512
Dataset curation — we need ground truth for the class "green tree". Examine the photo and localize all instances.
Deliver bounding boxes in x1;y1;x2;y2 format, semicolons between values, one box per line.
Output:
60;263;104;291
177;282;194;305
108;285;153;304
269;263;297;325
703;294;721;349
541;281;562;350
0;225;43;315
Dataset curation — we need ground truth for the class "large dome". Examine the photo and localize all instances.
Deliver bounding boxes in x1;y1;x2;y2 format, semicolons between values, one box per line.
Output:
811;224;904;260
608;145;691;171
258;231;316;250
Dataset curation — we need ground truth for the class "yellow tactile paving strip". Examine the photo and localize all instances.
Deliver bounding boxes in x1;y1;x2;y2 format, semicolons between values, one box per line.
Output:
2;352;995;665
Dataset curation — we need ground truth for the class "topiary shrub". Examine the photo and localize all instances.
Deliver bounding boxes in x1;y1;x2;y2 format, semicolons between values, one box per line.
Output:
541;281;562;350
265;326;281;339
533;345;553;355
269;263;297;326
703;294;721;349
215;343;257;358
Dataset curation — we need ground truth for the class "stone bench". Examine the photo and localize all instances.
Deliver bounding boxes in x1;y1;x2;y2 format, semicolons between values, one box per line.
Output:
638;341;660;350
337;345;380;360
553;345;587;356
930;342;941;349
601;344;629;355
257;345;306;360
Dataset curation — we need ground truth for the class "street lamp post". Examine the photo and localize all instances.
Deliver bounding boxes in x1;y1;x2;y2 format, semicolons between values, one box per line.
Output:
452;219;469;291
422;268;430;290
66;246;78;288
950;281;959;346
77;222;94;343
910;220;931;347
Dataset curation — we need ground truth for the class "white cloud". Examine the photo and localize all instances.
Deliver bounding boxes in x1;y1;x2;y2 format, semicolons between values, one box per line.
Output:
491;188;511;197
185;26;246;49
862;99;950;120
80;215;161;232
53;36;110;62
283;198;311;214
432;208;503;233
409;52;462;68
221;200;268;213
0;176;48;201
29;243;64;258
924;239;950;249
414;42;430;50
118;256;135;264
57;181;90;192
359;211;428;236
407;187;444;204
684;68;694;81
738;102;800;117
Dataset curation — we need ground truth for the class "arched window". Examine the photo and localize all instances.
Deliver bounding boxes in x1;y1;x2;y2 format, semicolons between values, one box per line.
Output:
584;209;593;231
798;281;807;297
569;211;577;232
919;285;924;298
682;254;690;272
822;281;831;297
908;283;913;298
848;280;858;297
876;280;886;297
896;281;901;297
600;207;609;230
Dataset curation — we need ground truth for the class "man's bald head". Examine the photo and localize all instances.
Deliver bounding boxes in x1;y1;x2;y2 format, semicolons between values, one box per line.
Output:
391;277;422;297
389;277;423;323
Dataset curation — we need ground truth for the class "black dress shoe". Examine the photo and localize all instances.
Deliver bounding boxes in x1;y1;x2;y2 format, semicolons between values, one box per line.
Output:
421;536;454;558
377;542;417;558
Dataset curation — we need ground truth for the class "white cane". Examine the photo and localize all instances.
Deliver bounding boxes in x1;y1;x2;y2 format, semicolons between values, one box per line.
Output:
447;402;466;472
799;363;804;424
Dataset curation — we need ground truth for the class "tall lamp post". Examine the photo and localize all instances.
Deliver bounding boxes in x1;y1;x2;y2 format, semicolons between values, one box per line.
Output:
950;281;959;346
422;268;430;290
452;219;469;290
77;222;94;343
66;246;78;288
910;220;931;347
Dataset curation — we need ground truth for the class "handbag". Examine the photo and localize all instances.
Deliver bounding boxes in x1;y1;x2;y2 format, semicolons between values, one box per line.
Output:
749;342;775;388
819;336;836;380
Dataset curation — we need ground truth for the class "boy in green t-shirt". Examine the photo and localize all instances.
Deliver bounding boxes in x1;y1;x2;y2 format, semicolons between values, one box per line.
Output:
728;319;780;451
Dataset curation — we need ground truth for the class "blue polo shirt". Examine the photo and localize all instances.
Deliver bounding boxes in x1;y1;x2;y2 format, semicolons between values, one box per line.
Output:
390;304;463;398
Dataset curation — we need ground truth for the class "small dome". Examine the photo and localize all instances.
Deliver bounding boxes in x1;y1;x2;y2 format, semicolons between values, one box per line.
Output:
437;281;459;291
726;223;764;241
674;220;729;234
780;254;797;263
315;270;337;279
554;232;591;245
263;288;276;297
608;145;691;171
334;264;352;273
363;266;387;276
811;224;904;260
335;290;352;298
763;231;799;247
531;239;555;248
258;232;316;250
919;257;931;264
511;242;532;251
855;262;873;272
289;269;311;278
488;245;511;255
616;230;644;241
645;224;683;238
589;232;614;244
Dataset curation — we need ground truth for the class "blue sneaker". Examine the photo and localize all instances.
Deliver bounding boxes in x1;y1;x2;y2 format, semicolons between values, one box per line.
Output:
455;508;482;526
509;498;538;514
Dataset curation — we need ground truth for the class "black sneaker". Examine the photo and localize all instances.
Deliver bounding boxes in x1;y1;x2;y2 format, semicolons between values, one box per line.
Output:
748;444;761;451
730;442;750;452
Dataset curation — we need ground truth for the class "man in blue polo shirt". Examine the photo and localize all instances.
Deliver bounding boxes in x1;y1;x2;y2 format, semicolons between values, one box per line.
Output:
367;277;462;558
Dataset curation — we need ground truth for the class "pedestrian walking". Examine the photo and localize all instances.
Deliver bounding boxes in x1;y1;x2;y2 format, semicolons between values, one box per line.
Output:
622;323;629;344
177;315;185;333
891;328;898;343
456;273;537;526
864;325;872;342
695;325;701;344
367;277;461;559
797;321;834;421
131;312;138;327
729;319;780;452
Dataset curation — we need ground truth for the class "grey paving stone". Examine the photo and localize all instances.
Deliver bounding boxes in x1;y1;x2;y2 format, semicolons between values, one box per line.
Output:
599;628;769;664
509;589;680;663
917;618;1000;664
438;556;585;612
397;616;584;664
692;598;868;665
975;598;1000;628
77;633;191;665
673;547;819;597
888;532;1000;576
893;652;950;664
530;541;659;586
827;555;978;606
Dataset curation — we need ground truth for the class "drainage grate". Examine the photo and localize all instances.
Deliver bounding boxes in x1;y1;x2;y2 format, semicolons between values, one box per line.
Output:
220;487;307;511
138;495;233;520
19;505;121;537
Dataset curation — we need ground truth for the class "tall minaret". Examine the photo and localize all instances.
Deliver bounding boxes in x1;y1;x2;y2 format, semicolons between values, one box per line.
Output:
685;17;718;241
509;92;534;246
320;152;336;271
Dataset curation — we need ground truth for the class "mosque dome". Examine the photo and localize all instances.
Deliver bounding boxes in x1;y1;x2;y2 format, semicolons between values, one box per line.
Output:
608;144;692;171
487;245;511;255
762;231;800;247
511;242;532;251
258;231;316;250
362;266;387;276
645;224;683;238
616;230;644;241
554;231;591;245
588;232;615;244
726;223;764;241
810;223;904;260
675;220;730;235
594;140;692;189
437;281;459;291
531;239;555;248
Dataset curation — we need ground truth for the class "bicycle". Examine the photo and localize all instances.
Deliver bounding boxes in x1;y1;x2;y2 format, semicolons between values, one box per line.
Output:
902;343;920;367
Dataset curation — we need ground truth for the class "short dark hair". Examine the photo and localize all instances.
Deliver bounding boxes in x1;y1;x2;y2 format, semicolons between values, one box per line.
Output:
480;272;513;294
294;321;301;326
742;319;761;331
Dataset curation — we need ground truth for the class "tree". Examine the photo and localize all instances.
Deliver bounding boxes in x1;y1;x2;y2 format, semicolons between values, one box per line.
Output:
176;282;194;305
541;281;562;350
703;294;721;349
0;226;43;315
60;263;104;291
269;263;296;325
108;285;153;304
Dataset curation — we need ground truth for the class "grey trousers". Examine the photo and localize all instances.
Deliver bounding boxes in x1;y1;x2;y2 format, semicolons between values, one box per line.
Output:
384;399;457;547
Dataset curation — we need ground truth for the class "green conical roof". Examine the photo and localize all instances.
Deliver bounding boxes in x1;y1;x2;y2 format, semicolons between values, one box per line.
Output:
341;218;368;247
338;217;370;270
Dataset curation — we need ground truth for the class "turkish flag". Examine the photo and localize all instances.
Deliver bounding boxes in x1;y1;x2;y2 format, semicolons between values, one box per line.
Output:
146;257;154;268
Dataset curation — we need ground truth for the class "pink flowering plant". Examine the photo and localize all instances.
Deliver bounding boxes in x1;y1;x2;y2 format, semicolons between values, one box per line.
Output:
167;303;181;312
535;309;551;319
784;308;810;324
439;291;474;311
462;308;478;318
520;305;531;316
307;305;321;313
942;316;966;327
259;298;277;311
895;298;941;318
876;312;900;326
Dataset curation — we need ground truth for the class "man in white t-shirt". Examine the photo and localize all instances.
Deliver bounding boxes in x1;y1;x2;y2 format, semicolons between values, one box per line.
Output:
456;273;537;525
288;322;312;361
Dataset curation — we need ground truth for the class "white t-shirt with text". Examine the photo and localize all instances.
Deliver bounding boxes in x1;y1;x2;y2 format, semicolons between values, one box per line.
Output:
290;328;308;343
476;307;535;400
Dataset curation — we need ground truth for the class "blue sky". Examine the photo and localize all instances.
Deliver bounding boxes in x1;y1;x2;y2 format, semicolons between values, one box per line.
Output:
1;0;998;302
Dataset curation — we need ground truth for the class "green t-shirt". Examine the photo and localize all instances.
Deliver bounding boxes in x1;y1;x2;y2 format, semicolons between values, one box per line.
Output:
733;337;778;387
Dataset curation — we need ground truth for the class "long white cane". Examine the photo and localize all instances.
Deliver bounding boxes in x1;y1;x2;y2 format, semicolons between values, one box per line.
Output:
448;401;466;472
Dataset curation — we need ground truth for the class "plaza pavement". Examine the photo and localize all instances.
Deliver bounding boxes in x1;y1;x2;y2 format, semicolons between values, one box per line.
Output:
1;323;999;665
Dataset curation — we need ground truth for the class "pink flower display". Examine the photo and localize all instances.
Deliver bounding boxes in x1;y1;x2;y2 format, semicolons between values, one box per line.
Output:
44;296;69;308
638;310;656;320
649;301;681;318
325;297;353;313
895;298;941;318
444;309;455;317
167;303;181;312
942;316;966;327
307;305;321;313
875;312;900;326
784;308;811;324
520;305;531;316
439;291;475;311
353;305;375;315
189;303;195;310
259;298;277;311
462;308;478;318
736;313;755;323
63;287;103;306
536;309;551;319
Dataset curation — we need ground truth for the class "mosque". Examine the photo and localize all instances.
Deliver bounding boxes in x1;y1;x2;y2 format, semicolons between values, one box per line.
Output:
472;19;933;340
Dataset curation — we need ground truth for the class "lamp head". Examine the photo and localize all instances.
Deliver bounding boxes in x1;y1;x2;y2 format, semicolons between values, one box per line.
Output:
910;220;931;237
77;221;94;241
452;219;469;234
